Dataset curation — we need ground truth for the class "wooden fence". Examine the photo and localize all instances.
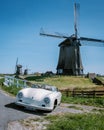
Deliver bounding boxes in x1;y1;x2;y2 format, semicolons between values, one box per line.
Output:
60;89;104;98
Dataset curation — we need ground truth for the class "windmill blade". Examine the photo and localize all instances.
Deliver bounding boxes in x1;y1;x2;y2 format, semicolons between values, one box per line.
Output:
40;32;69;39
80;37;104;43
79;37;104;47
74;3;80;38
15;57;18;74
40;27;70;38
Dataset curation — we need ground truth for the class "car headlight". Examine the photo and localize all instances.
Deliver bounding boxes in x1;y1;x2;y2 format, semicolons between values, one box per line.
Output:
44;97;50;104
18;92;23;98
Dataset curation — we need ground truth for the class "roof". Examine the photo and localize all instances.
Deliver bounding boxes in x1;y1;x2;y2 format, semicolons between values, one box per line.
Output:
58;38;71;47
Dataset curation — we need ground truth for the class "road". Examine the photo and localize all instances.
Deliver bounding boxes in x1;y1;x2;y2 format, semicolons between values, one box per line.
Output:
0;89;45;130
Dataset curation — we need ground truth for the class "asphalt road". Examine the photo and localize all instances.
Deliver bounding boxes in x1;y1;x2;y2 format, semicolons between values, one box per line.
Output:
0;89;46;130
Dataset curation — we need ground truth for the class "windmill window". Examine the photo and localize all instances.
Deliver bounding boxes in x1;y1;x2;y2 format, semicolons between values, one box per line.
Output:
57;69;63;74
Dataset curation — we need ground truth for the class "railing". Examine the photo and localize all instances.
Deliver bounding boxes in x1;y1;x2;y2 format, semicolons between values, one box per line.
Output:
60;89;104;98
4;76;29;88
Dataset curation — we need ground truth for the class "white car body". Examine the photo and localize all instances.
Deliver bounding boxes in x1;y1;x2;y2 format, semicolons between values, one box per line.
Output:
15;85;62;111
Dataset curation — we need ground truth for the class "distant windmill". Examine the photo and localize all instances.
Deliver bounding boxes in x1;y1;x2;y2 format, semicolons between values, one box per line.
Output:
40;3;104;75
24;66;31;75
15;58;22;76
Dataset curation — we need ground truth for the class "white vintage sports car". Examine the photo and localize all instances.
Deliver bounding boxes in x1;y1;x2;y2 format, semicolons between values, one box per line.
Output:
15;84;62;111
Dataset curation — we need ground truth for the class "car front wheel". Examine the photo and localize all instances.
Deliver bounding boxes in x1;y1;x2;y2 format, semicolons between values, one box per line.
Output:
53;99;57;109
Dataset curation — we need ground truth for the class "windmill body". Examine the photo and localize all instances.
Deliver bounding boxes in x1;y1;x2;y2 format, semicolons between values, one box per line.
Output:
57;39;83;75
40;3;104;75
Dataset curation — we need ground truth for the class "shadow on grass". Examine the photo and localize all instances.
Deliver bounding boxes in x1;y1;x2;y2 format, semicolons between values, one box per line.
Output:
5;102;51;116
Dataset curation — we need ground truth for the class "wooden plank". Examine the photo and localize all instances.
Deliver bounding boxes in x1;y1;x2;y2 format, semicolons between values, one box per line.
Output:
60;89;104;97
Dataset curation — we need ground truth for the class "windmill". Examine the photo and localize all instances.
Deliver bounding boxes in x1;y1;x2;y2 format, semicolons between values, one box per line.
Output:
15;58;22;77
24;66;31;75
40;3;104;75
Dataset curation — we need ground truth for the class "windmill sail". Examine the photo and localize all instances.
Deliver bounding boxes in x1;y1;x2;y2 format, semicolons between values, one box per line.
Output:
74;3;80;38
15;58;18;74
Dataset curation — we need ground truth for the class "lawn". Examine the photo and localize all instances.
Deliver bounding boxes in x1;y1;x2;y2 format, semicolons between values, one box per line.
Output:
25;75;100;90
62;95;104;107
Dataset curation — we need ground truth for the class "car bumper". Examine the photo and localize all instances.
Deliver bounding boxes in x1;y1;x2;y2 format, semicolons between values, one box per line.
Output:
15;101;53;111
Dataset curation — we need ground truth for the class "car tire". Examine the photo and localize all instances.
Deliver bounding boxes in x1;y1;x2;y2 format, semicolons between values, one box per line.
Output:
54;99;57;109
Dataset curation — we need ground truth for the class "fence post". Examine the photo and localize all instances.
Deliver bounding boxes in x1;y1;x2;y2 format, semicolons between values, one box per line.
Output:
81;90;84;97
16;80;19;88
66;90;69;97
72;89;75;97
93;90;95;98
23;80;27;88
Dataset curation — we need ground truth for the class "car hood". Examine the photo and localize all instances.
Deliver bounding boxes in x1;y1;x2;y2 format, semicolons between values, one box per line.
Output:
19;88;53;101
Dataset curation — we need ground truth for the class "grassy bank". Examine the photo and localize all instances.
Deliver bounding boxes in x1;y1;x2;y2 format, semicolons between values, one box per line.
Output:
45;113;104;130
25;75;100;90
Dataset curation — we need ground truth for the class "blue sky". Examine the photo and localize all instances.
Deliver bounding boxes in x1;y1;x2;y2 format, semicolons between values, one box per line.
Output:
0;0;104;74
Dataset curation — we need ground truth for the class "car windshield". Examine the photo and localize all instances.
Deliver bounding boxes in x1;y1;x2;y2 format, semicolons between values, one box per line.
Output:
31;84;58;92
31;84;41;88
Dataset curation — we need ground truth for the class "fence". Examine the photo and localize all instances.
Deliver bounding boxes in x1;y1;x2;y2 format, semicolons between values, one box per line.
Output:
60;89;104;98
4;76;29;88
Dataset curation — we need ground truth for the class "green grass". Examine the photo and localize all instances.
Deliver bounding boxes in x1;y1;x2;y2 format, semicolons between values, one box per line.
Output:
1;85;22;96
96;76;104;84
62;95;104;107
25;75;99;89
45;113;104;130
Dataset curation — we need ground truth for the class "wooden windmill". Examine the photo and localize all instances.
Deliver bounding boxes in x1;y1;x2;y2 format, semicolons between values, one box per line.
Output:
40;3;104;75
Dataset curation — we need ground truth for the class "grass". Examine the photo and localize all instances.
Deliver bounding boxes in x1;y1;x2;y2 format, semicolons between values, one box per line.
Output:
62;95;104;107
96;76;104;84
19;113;104;130
45;113;104;130
0;78;22;96
0;85;22;96
25;75;99;89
